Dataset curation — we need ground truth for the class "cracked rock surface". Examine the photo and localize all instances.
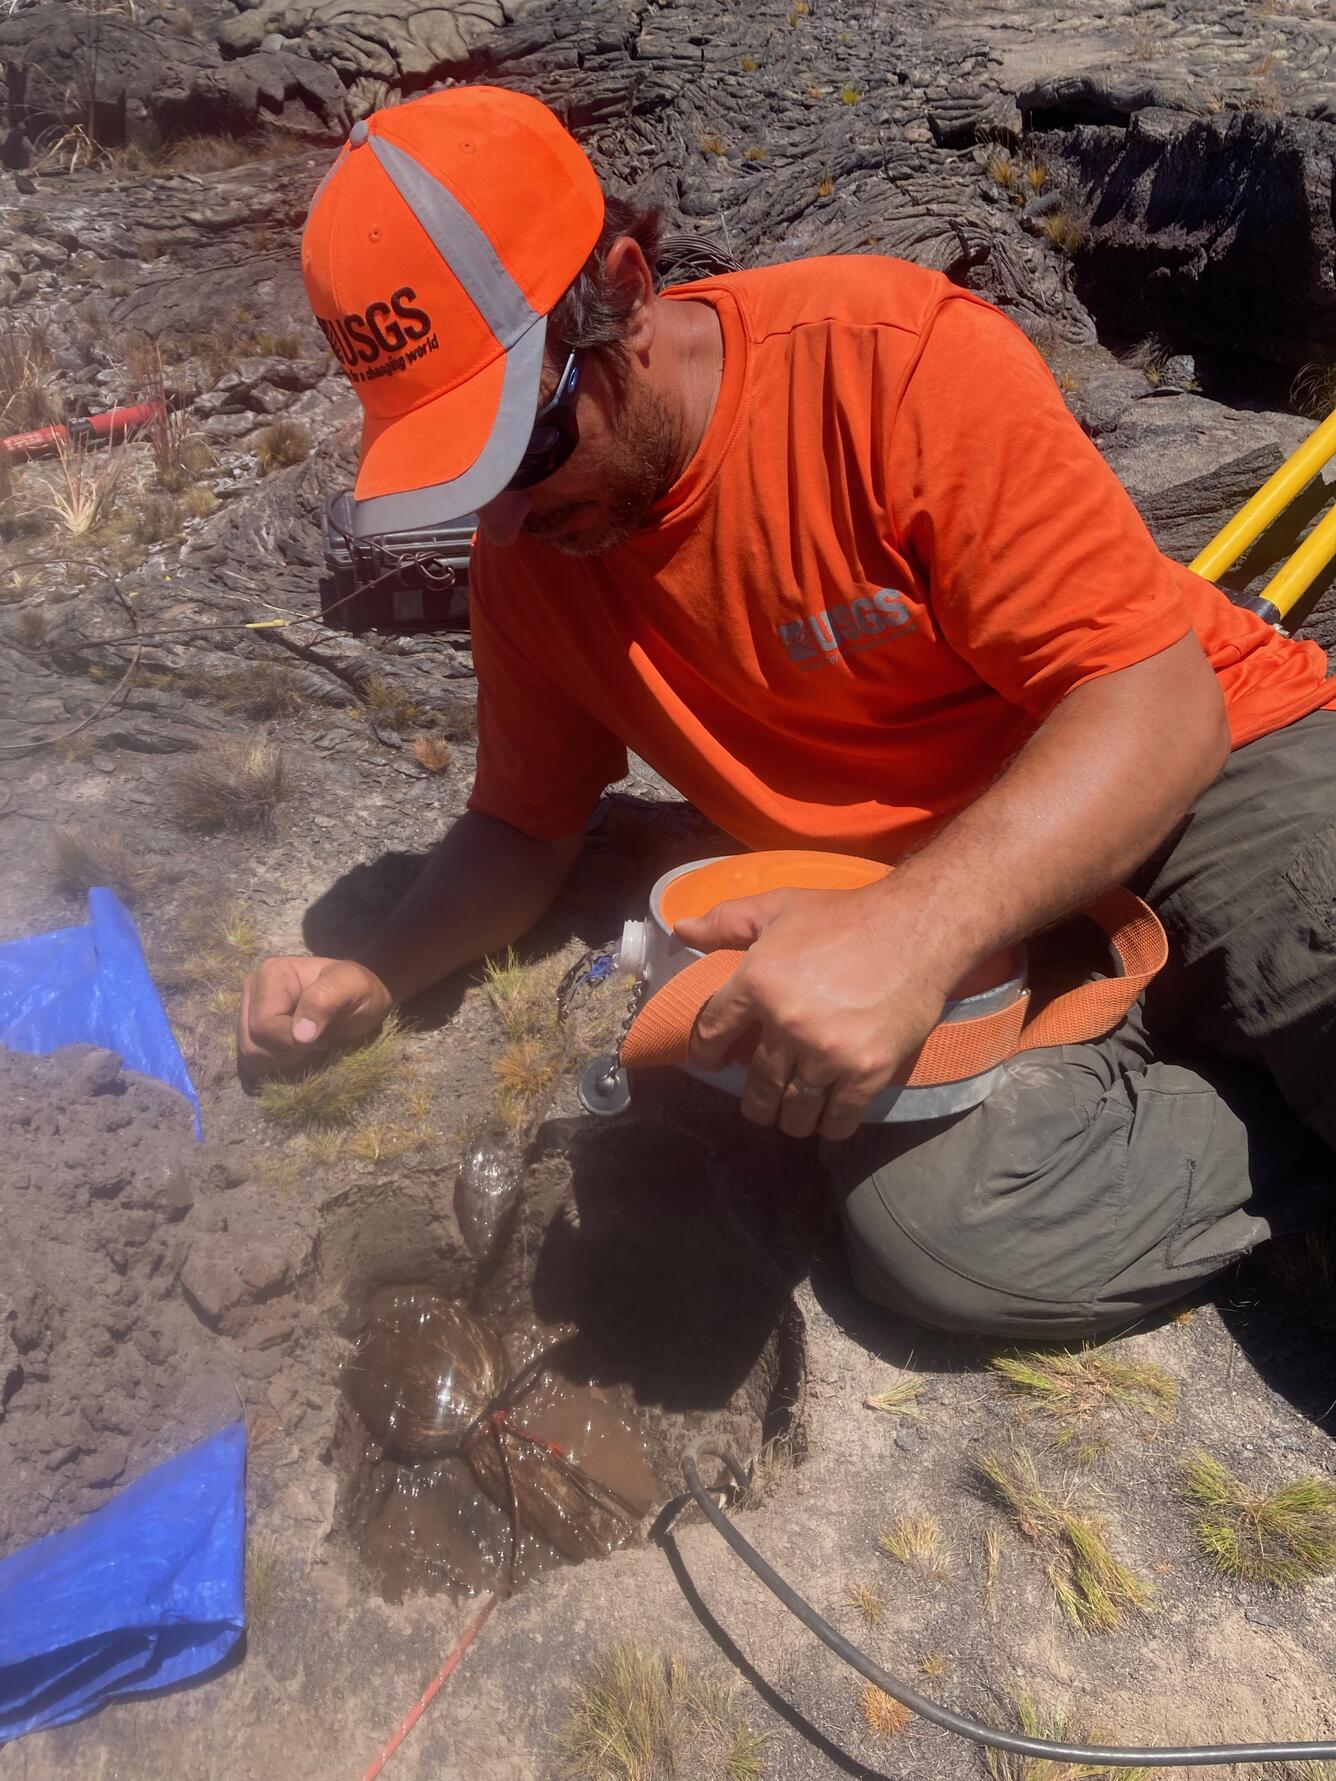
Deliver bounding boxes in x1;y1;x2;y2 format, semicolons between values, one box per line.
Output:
0;1;1334;1778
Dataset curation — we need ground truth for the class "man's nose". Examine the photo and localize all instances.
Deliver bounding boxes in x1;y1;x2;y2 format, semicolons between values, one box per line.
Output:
475;489;532;547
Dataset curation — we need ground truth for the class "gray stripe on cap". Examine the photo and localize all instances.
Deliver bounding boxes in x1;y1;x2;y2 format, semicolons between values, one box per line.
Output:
351;313;547;535
368;135;539;348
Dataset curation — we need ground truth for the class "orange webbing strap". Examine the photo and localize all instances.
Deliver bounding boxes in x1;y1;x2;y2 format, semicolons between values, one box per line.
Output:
619;886;1167;1088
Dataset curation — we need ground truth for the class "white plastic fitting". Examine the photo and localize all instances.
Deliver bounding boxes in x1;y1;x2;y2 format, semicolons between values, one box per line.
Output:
617;919;648;980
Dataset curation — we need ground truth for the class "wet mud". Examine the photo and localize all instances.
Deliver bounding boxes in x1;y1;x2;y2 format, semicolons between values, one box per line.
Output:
338;1115;807;1602
343;1287;660;1598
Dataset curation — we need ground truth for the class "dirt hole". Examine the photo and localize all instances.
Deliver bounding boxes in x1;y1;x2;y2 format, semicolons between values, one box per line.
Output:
326;1119;807;1601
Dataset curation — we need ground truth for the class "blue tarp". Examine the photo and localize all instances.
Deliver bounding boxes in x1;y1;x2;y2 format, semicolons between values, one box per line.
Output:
0;1422;247;1741
0;886;201;1137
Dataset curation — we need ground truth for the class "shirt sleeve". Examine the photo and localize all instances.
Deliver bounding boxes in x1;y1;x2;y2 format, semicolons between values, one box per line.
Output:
888;293;1193;716
466;544;629;840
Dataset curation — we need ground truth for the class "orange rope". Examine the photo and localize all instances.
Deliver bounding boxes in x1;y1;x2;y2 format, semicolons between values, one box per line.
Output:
359;1594;499;1781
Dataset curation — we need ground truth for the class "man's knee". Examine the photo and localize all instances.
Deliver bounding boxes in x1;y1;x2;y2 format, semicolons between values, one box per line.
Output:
837;1149;1120;1338
824;1050;1295;1341
840;1180;1127;1340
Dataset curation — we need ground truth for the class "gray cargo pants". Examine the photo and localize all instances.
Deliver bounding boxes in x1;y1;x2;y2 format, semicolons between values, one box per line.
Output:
827;709;1336;1338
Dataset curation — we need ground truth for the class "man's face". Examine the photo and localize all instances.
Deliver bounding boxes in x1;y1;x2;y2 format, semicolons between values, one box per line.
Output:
476;350;678;557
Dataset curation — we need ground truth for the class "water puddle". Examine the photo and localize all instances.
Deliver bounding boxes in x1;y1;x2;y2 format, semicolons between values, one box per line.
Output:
343;1285;662;1599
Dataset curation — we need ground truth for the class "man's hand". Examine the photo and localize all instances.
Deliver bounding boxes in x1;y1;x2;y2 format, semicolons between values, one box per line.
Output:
675;886;952;1141
237;956;393;1077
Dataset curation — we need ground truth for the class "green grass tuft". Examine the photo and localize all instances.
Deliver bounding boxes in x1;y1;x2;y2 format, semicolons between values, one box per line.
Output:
879;1513;951;1581
1182;1451;1336;1589
257;1016;406;1132
985;1692;1155;1780
865;1377;925;1419
845;1580;886;1626
559;1643;767;1780
991;1344;1176;1453
976;1445;1153;1633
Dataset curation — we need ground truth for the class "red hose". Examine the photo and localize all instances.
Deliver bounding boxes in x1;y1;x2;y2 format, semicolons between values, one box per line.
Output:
0;422;67;457
0;400;166;459
358;1594;499;1781
76;400;165;443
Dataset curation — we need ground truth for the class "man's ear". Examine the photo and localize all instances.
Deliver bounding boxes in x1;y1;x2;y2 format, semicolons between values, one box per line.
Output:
604;235;657;357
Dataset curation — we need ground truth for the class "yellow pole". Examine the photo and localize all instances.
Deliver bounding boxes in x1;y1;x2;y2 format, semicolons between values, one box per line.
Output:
1253;499;1336;622
1190;406;1336;585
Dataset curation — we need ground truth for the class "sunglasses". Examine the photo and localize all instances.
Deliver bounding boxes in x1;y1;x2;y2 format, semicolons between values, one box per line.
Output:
505;350;582;491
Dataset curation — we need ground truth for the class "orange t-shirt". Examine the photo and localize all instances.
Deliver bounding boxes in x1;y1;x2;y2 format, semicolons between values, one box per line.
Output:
468;255;1335;856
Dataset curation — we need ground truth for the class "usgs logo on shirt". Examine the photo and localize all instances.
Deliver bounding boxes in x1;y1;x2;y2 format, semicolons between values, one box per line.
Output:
778;589;913;667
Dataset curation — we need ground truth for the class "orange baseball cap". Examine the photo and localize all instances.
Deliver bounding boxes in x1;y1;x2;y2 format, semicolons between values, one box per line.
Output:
301;86;604;535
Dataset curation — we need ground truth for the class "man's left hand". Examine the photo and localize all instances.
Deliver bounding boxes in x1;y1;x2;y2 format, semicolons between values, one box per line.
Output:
673;885;952;1141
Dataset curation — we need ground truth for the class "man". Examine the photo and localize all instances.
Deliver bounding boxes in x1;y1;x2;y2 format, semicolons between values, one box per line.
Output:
241;85;1336;1336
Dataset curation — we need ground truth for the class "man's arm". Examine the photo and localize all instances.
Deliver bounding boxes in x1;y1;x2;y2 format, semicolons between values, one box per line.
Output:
678;633;1230;1141
238;810;584;1074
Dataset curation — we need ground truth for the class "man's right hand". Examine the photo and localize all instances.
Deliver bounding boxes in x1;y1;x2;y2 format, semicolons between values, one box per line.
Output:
237;956;394;1077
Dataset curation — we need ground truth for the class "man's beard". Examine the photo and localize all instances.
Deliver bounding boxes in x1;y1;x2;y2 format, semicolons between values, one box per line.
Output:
521;384;679;558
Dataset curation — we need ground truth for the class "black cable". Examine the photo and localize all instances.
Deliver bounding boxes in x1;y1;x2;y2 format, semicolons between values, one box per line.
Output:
680;1450;1336;1769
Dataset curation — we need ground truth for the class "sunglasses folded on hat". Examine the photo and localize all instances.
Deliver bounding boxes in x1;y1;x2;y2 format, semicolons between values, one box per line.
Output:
301;86;604;535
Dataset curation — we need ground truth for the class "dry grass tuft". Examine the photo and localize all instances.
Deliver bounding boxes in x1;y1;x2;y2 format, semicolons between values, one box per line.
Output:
492;1036;564;1132
1182;1451;1336;1589
919;1651;951;1680
257;1016;406;1133
483;946;562;1043
976;1445;1153;1632
222;661;307;720
1266;1225;1336;1328
253;420;311;475
1290;365;1336;422
13;605;45;643
865;1377;924;1419
173;660;308;720
346;1111;439;1162
991;1344;1177;1453
985;1693;1154;1781
156;899;264;1002
246;1537;283;1626
986;148;1019;188
136;341;214;494
1041;209;1087;255
559;1643;767;1781
36;432;127;535
412;735;452;774
105;131;312;176
838;86;862;105
816;176;835;198
845;1581;886;1627
0;321;61;430
860;1684;912;1739
362;673;423;735
879;1513;952;1582
171;740;287;833
983;1522;1002;1610
1023;160;1048;191
51;825;158;907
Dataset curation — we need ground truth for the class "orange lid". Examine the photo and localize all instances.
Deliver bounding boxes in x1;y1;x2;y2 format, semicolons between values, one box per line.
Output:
655;851;1021;998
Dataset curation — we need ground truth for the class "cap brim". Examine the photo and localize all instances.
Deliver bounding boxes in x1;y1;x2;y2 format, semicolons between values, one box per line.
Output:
350;313;546;537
